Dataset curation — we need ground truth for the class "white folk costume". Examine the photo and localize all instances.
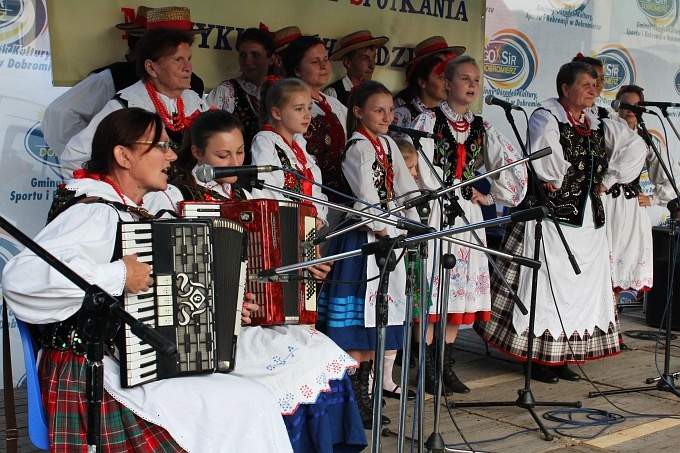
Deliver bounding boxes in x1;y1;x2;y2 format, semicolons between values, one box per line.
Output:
60;80;206;174
250;129;329;226
317;131;420;351
173;170;368;452
476;98;646;365
412;103;527;324
206;77;261;165
604;121;676;291
1;178;292;453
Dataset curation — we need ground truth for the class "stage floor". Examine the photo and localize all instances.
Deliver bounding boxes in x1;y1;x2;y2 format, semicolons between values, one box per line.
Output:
3;307;680;452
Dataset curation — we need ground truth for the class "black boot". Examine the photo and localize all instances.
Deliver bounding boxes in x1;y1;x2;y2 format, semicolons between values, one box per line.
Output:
353;361;390;430
443;343;470;394
424;344;454;396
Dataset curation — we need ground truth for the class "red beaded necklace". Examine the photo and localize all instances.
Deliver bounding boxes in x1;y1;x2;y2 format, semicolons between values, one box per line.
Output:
101;176;128;205
449;119;470;133
263;124;314;196
560;101;591;137
144;81;187;132
358;127;394;197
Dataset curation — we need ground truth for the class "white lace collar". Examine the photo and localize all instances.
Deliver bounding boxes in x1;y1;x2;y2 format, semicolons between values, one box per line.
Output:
439;101;475;123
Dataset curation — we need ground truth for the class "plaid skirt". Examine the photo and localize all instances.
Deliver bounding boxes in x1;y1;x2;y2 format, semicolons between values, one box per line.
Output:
40;349;184;452
474;221;621;365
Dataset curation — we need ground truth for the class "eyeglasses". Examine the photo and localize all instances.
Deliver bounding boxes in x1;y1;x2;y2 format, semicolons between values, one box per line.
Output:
134;140;172;152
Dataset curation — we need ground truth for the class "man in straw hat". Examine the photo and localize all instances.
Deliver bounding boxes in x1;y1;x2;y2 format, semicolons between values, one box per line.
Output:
323;30;388;106
43;6;205;155
394;35;465;107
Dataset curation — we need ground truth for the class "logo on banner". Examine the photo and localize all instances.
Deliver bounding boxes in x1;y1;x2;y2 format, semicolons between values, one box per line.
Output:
0;0;48;47
596;45;636;98
637;0;677;27
23;122;61;170
675;69;680;95
484;29;538;91
548;0;589;12
0;235;22;281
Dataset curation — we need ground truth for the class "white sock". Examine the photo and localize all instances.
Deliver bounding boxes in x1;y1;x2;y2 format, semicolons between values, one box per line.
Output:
382;352;399;392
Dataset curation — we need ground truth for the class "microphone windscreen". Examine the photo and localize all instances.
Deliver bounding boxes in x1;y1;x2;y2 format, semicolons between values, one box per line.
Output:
195;165;214;183
484;95;494;106
611;100;621;111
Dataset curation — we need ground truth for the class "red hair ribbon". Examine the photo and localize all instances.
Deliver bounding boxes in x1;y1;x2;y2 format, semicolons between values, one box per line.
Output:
433;53;459;77
266;74;279;85
73;169;102;180
576;52;585;59
259;22;275;38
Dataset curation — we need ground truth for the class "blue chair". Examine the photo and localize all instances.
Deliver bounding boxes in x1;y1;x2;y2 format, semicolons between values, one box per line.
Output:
16;319;50;450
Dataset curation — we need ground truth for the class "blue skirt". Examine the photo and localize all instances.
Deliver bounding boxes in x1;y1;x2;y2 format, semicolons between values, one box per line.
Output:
317;229;405;351
283;374;367;452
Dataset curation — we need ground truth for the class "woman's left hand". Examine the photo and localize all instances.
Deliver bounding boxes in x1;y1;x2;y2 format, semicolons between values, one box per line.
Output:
471;187;491;206
241;292;258;325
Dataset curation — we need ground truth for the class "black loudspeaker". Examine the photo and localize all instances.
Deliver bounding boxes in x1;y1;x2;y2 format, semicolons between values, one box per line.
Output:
646;226;680;330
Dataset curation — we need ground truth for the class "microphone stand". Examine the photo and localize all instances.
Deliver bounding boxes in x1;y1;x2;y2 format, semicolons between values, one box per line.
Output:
590;112;680;398
0;214;177;452
248;180;545;453
450;105;582;442
407;134;545;452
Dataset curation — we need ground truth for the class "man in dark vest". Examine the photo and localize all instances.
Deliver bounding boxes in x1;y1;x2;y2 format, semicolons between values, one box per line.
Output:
42;6;204;154
323;30;388;107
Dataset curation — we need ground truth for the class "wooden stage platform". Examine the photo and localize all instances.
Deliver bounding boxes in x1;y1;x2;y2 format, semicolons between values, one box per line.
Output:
3;307;680;452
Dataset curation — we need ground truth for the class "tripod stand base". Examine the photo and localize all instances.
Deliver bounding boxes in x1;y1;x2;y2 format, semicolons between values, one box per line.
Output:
450;388;582;441
589;373;677;398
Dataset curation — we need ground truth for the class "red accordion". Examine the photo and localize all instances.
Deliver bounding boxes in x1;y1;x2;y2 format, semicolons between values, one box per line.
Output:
180;199;318;325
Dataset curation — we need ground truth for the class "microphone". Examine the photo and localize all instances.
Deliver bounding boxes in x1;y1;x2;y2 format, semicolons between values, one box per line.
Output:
388;124;445;140
611;100;651;115
485;95;523;111
195;164;280;183
638;101;680;108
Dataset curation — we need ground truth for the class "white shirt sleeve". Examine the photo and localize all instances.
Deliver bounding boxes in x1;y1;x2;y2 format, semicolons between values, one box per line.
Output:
483;122;528;207
206;81;237;113
1;203;126;324
43;70;116;155
600;118;647;189
645;136;677;207
527;109;572;189
250;132;289;201
60;99;125;175
411;111;442;191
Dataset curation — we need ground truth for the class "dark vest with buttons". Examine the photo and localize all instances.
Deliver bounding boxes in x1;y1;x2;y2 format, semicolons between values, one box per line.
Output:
538;108;608;228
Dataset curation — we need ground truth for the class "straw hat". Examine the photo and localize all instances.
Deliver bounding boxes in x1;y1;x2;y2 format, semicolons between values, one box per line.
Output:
143;6;205;34
116;6;151;32
273;26;303;53
329;30;389;61
405;36;466;73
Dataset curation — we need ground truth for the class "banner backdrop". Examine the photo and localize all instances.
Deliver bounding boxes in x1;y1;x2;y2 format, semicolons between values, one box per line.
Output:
484;0;680;226
46;0;486;99
0;0;68;388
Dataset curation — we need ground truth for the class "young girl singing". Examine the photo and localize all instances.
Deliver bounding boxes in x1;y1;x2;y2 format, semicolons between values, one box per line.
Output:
317;80;420;429
250;77;328;229
412;55;527;393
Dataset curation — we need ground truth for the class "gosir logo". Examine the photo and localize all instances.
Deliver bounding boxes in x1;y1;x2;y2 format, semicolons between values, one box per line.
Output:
24;122;60;168
548;0;589;12
637;0;677;27
597;45;636;98
0;0;48;47
674;68;680;95
484;29;538;91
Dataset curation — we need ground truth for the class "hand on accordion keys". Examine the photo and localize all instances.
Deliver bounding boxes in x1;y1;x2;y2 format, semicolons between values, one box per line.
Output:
121;253;153;294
